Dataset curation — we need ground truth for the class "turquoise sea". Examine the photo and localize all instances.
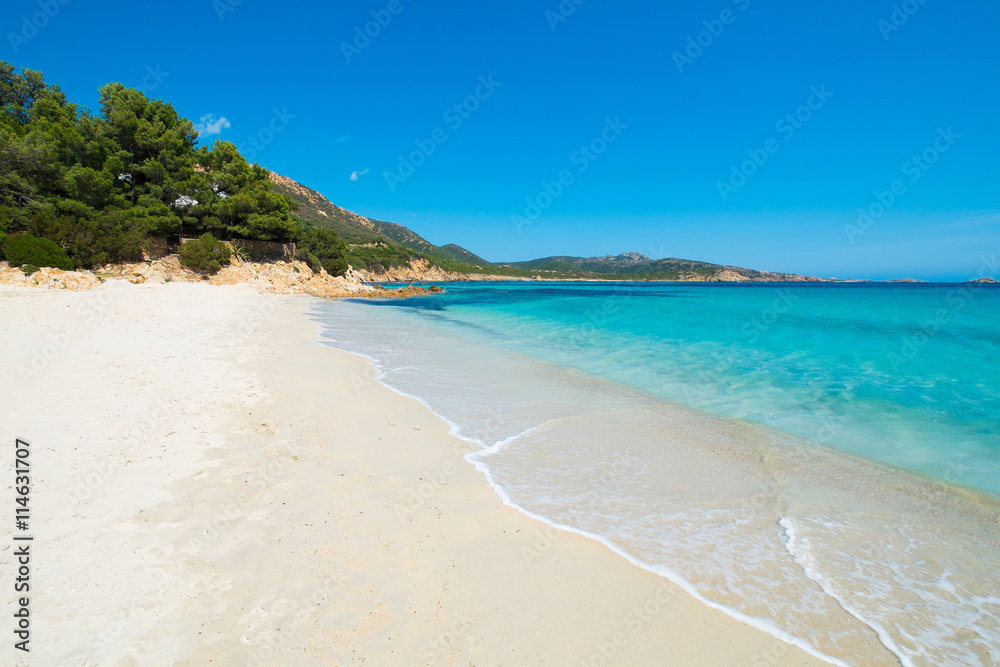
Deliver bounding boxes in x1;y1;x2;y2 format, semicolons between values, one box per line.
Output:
314;282;1000;666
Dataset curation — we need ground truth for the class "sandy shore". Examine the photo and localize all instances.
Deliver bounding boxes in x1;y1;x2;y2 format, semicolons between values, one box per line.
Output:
0;281;827;665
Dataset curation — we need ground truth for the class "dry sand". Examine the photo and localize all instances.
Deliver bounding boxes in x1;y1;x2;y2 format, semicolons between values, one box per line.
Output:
0;281;828;666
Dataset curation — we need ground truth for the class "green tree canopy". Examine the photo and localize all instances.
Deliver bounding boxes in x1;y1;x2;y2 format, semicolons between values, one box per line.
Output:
0;61;325;269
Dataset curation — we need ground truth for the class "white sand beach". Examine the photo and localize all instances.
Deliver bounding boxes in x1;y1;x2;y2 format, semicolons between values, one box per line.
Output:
0;281;827;665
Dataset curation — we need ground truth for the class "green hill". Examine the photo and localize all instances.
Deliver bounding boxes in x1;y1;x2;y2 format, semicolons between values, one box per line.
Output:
504;252;819;281
268;173;382;245
269;173;492;273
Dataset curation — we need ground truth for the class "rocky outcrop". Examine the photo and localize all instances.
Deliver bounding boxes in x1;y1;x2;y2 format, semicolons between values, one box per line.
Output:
697;268;823;282
0;263;101;290
350;258;520;283
596;252;652;264
122;255;435;298
208;256;372;297
707;270;751;282
269;173;377;232
0;257;439;299
966;277;998;284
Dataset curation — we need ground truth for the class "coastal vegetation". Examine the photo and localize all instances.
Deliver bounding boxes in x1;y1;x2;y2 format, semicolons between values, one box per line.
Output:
295;227;350;277
2;233;72;273
0;62;345;275
178;233;232;275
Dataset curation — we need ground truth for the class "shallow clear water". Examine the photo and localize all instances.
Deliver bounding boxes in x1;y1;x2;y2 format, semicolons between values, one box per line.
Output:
312;282;1000;666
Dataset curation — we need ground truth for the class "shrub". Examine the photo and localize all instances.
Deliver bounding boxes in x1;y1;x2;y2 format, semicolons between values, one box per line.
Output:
26;202;146;269
294;249;322;274
3;234;73;270
179;233;232;275
297;227;349;277
345;243;415;273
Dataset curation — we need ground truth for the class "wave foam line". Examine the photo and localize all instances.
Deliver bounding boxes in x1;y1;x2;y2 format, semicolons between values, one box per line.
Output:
464;445;850;667
779;517;912;667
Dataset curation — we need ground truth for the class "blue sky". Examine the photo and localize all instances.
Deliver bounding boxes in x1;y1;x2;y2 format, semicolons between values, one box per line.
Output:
6;0;998;279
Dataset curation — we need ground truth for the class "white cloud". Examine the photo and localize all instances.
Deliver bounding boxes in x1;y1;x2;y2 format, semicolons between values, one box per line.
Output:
336;135;351;144
349;168;370;181
195;113;231;137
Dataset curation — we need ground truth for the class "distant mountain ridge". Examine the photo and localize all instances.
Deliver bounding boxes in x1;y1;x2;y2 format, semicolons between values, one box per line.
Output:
269;173;494;274
269;172;823;282
504;253;822;282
